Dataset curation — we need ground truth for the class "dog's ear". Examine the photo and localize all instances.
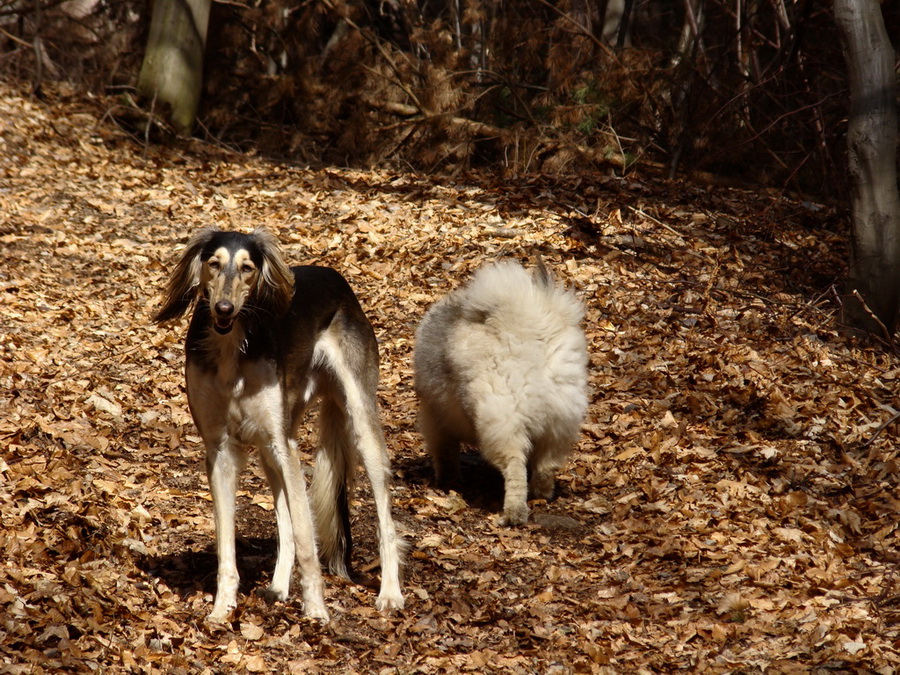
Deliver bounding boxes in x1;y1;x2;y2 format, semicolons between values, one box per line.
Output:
153;229;217;323
253;228;294;316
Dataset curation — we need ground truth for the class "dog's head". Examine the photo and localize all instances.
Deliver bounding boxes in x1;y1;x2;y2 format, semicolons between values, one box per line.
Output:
153;229;294;333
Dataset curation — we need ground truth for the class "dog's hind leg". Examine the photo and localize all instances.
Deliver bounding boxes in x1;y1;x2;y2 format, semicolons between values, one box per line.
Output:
478;426;532;525
315;328;405;612
262;439;330;621
205;440;246;623
528;435;571;501
348;403;405;612
528;416;581;499
498;451;531;526
528;454;560;502
257;442;299;603
474;395;533;525
419;402;462;488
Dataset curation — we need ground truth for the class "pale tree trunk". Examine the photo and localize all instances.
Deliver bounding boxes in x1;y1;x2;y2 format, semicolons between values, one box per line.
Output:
138;0;211;136
834;0;900;336
601;0;632;47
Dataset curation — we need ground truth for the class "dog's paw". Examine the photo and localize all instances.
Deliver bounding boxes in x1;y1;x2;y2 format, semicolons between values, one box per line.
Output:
500;504;529;526
207;591;237;623
304;599;330;623
376;591;406;613
207;605;234;624
256;586;289;604
529;474;556;501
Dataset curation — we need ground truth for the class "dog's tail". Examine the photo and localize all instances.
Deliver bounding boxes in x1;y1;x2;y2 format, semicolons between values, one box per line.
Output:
533;254;552;289
310;400;356;580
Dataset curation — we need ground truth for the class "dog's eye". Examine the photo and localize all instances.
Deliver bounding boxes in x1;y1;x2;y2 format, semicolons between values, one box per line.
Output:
241;263;256;274
208;259;221;271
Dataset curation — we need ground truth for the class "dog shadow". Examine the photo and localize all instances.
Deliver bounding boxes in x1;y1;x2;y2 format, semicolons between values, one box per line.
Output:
397;450;584;535
398;450;509;514
136;537;278;602
136;531;388;602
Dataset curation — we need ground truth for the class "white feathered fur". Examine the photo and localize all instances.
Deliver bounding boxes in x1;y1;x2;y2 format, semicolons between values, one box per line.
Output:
413;259;589;525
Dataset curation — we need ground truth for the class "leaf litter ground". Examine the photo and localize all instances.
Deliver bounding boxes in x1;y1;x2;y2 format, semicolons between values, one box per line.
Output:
1;82;899;674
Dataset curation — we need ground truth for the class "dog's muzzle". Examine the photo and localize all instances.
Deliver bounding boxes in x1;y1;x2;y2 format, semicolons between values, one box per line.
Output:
213;300;235;335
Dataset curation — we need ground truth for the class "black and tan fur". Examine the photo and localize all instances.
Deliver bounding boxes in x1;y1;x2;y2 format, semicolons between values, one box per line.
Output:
154;228;404;622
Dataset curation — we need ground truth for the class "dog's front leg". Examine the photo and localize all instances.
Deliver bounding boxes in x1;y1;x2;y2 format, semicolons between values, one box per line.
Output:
206;440;244;623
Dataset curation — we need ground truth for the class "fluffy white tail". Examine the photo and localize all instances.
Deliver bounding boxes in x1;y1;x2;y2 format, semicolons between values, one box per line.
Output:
414;259;589;525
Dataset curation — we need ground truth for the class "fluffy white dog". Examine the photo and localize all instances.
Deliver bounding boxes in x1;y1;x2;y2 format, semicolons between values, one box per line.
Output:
414;259;589;525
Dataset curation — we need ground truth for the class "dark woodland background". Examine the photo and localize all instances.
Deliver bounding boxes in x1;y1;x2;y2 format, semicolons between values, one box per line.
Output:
4;0;898;195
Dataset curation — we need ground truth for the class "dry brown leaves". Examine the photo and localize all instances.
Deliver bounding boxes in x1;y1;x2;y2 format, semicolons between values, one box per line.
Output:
1;81;899;674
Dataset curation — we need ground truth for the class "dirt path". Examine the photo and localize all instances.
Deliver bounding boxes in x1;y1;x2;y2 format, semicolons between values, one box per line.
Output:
1;81;897;673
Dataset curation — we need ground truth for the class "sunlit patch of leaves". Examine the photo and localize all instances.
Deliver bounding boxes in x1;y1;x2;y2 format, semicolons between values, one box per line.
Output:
0;80;898;673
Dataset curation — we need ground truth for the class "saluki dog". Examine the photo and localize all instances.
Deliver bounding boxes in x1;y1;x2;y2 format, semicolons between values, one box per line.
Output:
414;259;589;525
154;228;404;622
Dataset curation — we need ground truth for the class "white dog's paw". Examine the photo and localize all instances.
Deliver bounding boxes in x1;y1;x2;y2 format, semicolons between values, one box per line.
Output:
500;504;529;526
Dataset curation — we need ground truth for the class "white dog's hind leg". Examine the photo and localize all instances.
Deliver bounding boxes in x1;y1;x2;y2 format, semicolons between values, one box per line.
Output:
528;440;568;501
206;442;244;623
480;431;531;525
528;462;558;501
498;452;530;525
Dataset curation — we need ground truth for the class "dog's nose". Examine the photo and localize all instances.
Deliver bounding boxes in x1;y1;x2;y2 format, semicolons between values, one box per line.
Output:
215;300;235;317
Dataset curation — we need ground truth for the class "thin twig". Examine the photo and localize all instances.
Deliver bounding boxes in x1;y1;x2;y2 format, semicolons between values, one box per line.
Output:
532;0;614;58
860;409;900;449
0;26;30;48
627;206;684;237
850;289;893;344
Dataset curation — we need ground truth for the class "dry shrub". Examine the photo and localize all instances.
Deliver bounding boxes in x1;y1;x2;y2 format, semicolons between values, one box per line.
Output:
0;0;869;194
0;0;143;90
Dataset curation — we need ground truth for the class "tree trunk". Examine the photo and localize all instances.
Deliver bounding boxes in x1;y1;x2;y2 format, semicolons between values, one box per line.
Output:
137;0;211;136
834;0;900;336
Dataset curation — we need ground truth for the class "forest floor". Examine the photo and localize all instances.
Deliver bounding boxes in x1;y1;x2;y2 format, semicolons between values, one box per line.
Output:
2;80;900;674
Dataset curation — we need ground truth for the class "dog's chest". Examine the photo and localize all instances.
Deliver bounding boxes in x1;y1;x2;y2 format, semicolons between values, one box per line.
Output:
186;356;285;447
